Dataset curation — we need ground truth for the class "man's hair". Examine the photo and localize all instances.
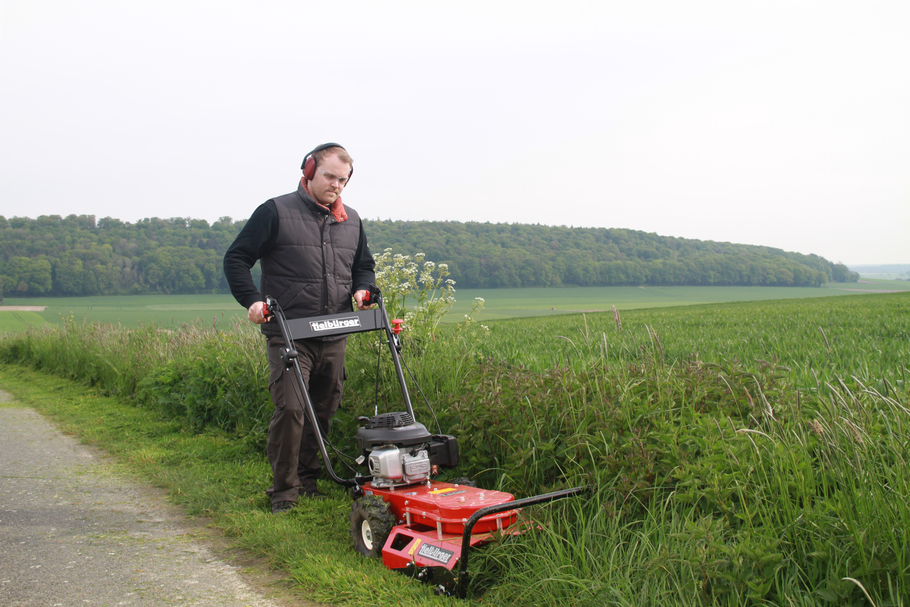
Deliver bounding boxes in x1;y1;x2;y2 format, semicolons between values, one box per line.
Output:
315;146;353;167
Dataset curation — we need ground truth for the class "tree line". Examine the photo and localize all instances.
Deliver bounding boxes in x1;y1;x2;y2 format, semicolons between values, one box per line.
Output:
364;220;857;289
0;214;857;298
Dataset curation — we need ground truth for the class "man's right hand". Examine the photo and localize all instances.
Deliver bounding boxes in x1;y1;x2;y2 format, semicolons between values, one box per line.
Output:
248;301;268;324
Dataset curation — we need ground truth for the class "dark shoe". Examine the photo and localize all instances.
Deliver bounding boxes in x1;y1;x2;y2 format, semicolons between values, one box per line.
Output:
271;500;296;514
300;490;328;500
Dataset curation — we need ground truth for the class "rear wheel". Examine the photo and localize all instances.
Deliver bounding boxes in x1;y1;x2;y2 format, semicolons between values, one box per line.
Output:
350;495;395;558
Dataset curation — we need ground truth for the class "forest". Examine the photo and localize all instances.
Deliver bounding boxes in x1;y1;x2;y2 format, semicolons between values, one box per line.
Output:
0;214;857;297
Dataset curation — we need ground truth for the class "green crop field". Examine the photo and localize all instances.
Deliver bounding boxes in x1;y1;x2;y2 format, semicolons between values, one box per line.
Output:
2;279;905;330
0;311;46;332
0;294;245;330
450;279;909;320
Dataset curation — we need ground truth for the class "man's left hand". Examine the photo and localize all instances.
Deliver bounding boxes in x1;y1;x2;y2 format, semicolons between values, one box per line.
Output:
353;289;373;310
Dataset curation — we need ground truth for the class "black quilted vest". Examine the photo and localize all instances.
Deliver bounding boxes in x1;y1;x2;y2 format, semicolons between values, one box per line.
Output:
259;186;363;339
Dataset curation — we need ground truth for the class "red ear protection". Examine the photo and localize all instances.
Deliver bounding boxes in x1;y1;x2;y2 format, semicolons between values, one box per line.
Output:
301;142;352;183
302;155;318;180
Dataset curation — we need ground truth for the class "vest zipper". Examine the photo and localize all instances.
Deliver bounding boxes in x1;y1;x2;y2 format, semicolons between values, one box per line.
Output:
320;216;329;313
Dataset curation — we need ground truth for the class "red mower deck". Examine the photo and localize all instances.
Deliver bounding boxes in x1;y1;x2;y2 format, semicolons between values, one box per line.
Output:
365;480;520;571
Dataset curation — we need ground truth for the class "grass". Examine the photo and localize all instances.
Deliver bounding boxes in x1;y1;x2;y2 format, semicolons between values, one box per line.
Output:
0;294;245;329
448;280;910;321
3;280;907;329
464;295;910;382
1;291;909;605
0;311;46;331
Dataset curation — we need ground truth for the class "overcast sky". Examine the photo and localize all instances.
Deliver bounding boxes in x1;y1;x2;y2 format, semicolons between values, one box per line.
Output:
1;1;907;265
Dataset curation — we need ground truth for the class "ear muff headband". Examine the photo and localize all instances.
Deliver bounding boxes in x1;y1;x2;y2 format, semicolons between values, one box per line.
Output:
301;142;352;183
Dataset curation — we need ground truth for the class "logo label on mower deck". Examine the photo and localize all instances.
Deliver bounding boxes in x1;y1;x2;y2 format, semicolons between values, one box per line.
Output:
309;317;361;332
417;544;455;565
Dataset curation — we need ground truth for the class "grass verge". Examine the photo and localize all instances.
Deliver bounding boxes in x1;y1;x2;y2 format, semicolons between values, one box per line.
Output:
0;364;453;607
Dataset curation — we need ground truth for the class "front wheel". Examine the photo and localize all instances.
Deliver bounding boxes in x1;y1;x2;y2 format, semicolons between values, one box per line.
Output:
350;495;395;558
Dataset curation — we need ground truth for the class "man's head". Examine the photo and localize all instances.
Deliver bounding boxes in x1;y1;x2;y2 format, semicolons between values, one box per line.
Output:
302;143;353;207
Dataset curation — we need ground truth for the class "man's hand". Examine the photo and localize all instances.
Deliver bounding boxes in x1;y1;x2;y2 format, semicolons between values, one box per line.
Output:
248;301;269;324
354;289;373;310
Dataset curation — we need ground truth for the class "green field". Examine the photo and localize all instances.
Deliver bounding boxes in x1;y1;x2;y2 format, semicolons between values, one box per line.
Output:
0;294;245;329
452;279;909;320
0;311;46;332
2;279;905;329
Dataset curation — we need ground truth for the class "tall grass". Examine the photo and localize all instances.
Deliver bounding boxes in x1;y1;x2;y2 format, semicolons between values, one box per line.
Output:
469;376;909;606
1;291;908;605
0;316;271;442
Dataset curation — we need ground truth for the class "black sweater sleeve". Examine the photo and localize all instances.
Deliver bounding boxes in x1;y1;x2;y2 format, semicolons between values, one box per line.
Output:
351;220;376;293
223;201;279;310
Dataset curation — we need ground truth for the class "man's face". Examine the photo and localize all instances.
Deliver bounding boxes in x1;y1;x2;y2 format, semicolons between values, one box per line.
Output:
307;153;351;207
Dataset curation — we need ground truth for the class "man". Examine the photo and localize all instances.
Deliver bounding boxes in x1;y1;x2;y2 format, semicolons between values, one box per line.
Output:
223;143;375;514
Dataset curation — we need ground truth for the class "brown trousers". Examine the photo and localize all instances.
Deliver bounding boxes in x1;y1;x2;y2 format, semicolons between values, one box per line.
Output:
265;336;346;504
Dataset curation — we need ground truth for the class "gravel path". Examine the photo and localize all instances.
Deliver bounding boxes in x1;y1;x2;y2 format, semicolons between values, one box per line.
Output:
0;307;46;311
0;390;320;607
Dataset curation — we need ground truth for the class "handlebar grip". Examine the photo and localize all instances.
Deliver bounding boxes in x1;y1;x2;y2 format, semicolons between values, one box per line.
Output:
362;284;381;307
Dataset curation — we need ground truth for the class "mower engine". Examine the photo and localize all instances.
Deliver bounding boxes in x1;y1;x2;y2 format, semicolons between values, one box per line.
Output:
355;412;458;489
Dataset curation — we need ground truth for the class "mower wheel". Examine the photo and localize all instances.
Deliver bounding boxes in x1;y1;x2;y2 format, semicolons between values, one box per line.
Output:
350;495;395;558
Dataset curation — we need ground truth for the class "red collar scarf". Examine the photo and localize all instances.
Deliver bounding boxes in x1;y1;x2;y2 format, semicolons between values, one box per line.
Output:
301;177;348;222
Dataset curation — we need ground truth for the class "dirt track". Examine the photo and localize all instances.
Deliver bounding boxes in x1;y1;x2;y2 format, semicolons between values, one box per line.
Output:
0;390;324;607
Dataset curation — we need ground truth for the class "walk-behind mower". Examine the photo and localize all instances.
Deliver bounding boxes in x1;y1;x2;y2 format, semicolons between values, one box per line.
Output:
264;288;588;597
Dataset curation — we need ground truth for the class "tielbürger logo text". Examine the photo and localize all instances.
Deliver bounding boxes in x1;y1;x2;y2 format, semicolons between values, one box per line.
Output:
417;544;454;565
309;317;362;332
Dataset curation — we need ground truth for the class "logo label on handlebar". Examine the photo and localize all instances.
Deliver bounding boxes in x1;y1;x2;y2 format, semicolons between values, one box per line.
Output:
309;317;362;332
